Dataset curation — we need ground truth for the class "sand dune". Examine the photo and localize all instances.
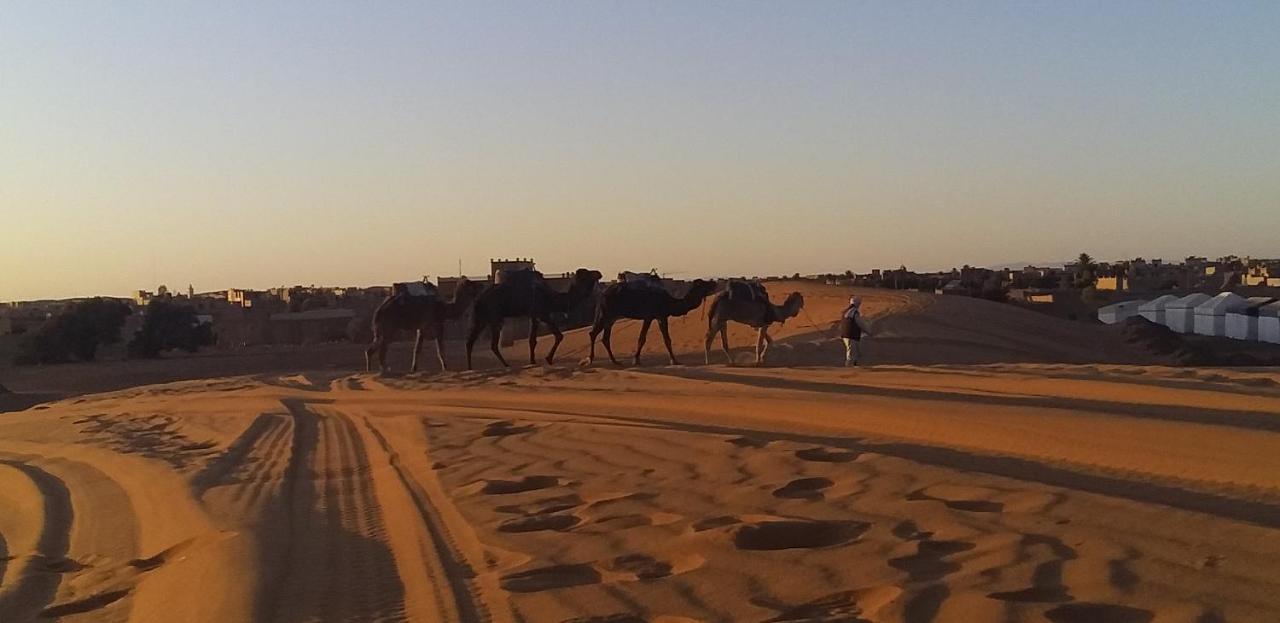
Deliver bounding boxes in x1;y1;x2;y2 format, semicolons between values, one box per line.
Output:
0;282;1164;404
3;365;1280;622
520;281;1157;369
2;284;1279;622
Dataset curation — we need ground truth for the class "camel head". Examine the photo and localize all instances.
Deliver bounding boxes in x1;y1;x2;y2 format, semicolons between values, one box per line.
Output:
779;291;805;319
688;279;718;299
451;277;484;302
571;268;604;290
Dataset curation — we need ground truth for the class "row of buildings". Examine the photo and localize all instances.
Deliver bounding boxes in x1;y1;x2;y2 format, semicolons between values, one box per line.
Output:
815;255;1280;300
1091;256;1280;292
2;258;600;348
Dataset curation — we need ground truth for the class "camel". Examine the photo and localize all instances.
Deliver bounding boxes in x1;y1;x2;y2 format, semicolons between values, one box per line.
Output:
588;278;718;366
365;278;482;373
704;283;805;365
466;268;603;369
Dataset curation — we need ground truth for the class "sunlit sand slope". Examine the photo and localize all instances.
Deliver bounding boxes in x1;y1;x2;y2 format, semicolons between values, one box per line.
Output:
501;281;1158;368
2;362;1279;622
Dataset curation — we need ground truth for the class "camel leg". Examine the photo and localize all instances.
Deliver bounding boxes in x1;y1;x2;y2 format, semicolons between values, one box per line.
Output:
490;321;509;367
411;330;425;372
544;317;565;365
756;327;767;364
466;320;484;370
719;325;733;365
528;317;539;365
601;319;621;365
365;334;380;372
588;318;602;364
435;330;447;372
658;318;678;365
704;318;719;365
633;318;653;366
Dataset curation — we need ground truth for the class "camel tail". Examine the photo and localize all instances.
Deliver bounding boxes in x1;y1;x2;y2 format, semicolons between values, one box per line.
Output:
370;297;395;332
706;293;724;329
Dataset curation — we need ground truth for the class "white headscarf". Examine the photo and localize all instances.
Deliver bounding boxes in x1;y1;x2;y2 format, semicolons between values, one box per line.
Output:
845;296;861;318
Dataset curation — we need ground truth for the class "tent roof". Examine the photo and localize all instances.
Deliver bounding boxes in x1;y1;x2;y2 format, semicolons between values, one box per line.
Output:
1259;301;1280;318
1227;298;1280;317
1194;292;1248;314
1167;293;1212;310
1098;300;1144;313
1138;294;1179;311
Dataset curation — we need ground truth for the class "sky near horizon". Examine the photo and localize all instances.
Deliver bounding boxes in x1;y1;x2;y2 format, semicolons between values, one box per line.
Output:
2;2;1278;301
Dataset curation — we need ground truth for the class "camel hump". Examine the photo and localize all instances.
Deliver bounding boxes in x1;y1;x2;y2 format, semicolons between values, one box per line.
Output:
495;268;544;288
392;281;438;300
727;279;767;303
619;271;665;291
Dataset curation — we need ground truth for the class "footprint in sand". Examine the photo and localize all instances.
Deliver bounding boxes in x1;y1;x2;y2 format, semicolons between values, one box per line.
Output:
759;585;902;623
40;590;132;618
733;520;870;551
693;516;741;532
499;513;581;533
560;616;647;623
590;512;682;530
795;446;860;463
42;557;89;573
907;487;1004;513
727;436;769;448
891;520;934;541
888;539;975;582
1044;603;1154;623
608;554;673;580
483;420;537;437
772;477;834;500
482;475;560;495
495;494;584;516
587;491;659;508
500;563;602;593
987;534;1077;603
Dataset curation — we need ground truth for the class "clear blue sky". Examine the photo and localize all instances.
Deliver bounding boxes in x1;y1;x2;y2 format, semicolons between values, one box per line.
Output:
2;1;1278;300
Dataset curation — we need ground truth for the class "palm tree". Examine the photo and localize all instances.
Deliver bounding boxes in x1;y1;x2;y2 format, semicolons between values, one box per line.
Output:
1075;253;1098;288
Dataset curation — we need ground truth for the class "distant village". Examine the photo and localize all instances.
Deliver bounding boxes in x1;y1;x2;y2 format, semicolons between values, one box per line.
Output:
816;255;1279;296
0;258;581;349
810;255;1280;322
3;255;1279;350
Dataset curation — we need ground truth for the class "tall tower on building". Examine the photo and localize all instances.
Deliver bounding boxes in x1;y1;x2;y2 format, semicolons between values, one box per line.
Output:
188;284;195;299
490;257;536;281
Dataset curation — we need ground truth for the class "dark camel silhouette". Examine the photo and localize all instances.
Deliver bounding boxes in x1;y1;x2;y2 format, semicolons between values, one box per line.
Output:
365;278;482;373
705;286;805;365
588;278;718;366
466;268;603;369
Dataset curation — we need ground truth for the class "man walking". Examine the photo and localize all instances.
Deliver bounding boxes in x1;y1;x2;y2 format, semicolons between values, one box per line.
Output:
839;296;873;366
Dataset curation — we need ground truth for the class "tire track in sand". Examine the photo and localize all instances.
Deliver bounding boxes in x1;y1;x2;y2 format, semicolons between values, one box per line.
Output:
358;413;513;623
269;398;406;622
0;459;73;620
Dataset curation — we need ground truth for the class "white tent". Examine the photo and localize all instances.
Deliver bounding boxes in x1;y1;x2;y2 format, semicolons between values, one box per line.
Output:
1138;294;1179;325
1098;300;1145;325
1225;297;1276;341
1193;292;1248;337
1259;301;1280;345
1165;293;1211;334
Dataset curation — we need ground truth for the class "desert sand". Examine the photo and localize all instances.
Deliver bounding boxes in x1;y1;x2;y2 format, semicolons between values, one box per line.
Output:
3;283;1279;623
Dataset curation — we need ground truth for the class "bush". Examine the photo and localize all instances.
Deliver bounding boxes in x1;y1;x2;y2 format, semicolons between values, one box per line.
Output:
13;298;131;365
128;300;215;358
978;286;1008;303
